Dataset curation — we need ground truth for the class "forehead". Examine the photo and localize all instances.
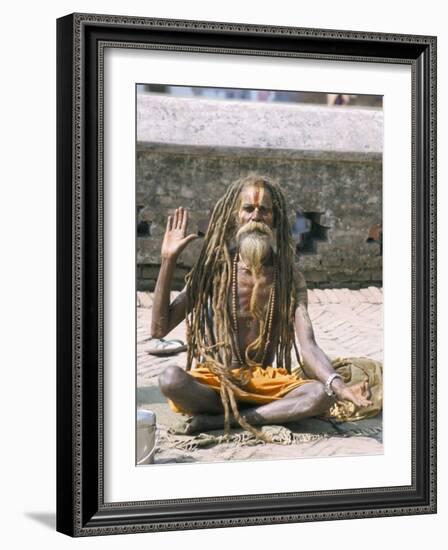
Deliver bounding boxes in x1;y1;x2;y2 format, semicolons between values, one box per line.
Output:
239;184;273;207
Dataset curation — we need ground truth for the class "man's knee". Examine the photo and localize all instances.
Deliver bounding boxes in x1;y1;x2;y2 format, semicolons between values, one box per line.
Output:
158;365;189;398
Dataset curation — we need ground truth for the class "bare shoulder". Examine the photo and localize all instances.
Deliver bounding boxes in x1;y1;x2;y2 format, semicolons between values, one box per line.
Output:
292;264;308;307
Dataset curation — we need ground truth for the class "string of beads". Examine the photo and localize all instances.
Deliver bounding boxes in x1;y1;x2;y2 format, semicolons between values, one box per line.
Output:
231;253;277;367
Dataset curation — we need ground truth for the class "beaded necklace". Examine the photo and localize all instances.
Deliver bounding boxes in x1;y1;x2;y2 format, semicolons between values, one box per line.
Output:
231;253;277;367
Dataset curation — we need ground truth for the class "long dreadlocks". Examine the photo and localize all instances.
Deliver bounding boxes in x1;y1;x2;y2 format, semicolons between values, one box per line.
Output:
184;174;297;440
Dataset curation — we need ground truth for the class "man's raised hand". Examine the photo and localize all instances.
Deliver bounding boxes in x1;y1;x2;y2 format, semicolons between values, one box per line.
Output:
161;207;198;260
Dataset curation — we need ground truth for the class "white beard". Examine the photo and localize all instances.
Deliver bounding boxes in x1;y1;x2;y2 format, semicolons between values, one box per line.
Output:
236;221;274;275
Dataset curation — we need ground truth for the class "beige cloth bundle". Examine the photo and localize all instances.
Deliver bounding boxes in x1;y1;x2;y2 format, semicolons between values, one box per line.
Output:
294;356;383;422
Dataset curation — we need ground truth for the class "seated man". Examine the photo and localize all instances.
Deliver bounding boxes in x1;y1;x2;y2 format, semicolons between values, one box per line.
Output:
152;174;379;440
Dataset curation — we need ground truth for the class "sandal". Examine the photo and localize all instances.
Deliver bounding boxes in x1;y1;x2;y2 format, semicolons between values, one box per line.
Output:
147;338;187;356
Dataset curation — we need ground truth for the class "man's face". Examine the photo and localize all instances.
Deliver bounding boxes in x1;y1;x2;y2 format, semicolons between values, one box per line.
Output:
237;185;274;229
235;184;275;273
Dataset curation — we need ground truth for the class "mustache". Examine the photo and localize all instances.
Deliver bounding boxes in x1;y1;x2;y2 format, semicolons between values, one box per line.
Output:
236;221;273;240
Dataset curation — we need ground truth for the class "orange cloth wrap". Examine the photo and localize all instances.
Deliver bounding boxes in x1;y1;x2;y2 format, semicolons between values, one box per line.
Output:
168;364;312;414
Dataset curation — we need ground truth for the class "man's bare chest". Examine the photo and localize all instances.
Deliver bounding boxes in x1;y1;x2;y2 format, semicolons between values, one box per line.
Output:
231;266;275;320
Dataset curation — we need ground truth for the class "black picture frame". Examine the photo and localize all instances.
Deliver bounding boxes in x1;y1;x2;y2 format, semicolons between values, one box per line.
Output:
56;13;437;536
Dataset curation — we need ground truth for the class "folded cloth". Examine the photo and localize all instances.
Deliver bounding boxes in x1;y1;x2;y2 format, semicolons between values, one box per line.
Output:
328;356;383;421
168;357;383;423
168;364;312;414
294;356;383;421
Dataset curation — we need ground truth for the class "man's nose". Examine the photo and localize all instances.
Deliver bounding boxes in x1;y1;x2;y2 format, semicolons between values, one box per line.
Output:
252;208;262;221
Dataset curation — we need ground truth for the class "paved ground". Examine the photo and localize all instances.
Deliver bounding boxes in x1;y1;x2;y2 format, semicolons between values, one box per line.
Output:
137;287;383;464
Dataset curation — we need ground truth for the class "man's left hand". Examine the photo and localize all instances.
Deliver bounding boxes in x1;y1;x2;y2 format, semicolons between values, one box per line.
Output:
333;378;373;409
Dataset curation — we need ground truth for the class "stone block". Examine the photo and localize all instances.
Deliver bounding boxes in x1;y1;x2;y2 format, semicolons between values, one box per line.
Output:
149;222;164;237
159;196;175;207
320;254;346;268
137;95;383;153
137;279;156;291
297;255;322;270
370;269;383;282
141;265;160;279
329;270;370;283
302;271;329;284
180;184;195;199
139;208;154;223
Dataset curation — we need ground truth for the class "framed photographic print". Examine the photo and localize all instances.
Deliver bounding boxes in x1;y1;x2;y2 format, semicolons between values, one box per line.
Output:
56;13;437;536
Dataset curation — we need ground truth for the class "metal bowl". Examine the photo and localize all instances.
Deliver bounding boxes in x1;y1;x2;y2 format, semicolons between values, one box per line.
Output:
136;409;157;465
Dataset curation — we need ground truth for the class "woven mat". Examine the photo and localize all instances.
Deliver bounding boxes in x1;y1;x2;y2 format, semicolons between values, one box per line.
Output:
157;415;382;453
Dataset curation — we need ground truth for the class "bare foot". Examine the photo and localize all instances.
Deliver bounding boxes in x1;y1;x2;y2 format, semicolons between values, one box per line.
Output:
170;414;225;435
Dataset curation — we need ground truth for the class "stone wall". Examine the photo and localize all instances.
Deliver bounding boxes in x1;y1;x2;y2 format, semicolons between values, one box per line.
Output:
136;95;383;290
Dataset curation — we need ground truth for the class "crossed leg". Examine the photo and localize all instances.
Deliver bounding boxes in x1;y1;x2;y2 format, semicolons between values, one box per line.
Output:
159;365;333;434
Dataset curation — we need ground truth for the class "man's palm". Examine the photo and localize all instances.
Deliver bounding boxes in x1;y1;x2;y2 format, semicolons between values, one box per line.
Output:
337;379;373;408
161;207;198;259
